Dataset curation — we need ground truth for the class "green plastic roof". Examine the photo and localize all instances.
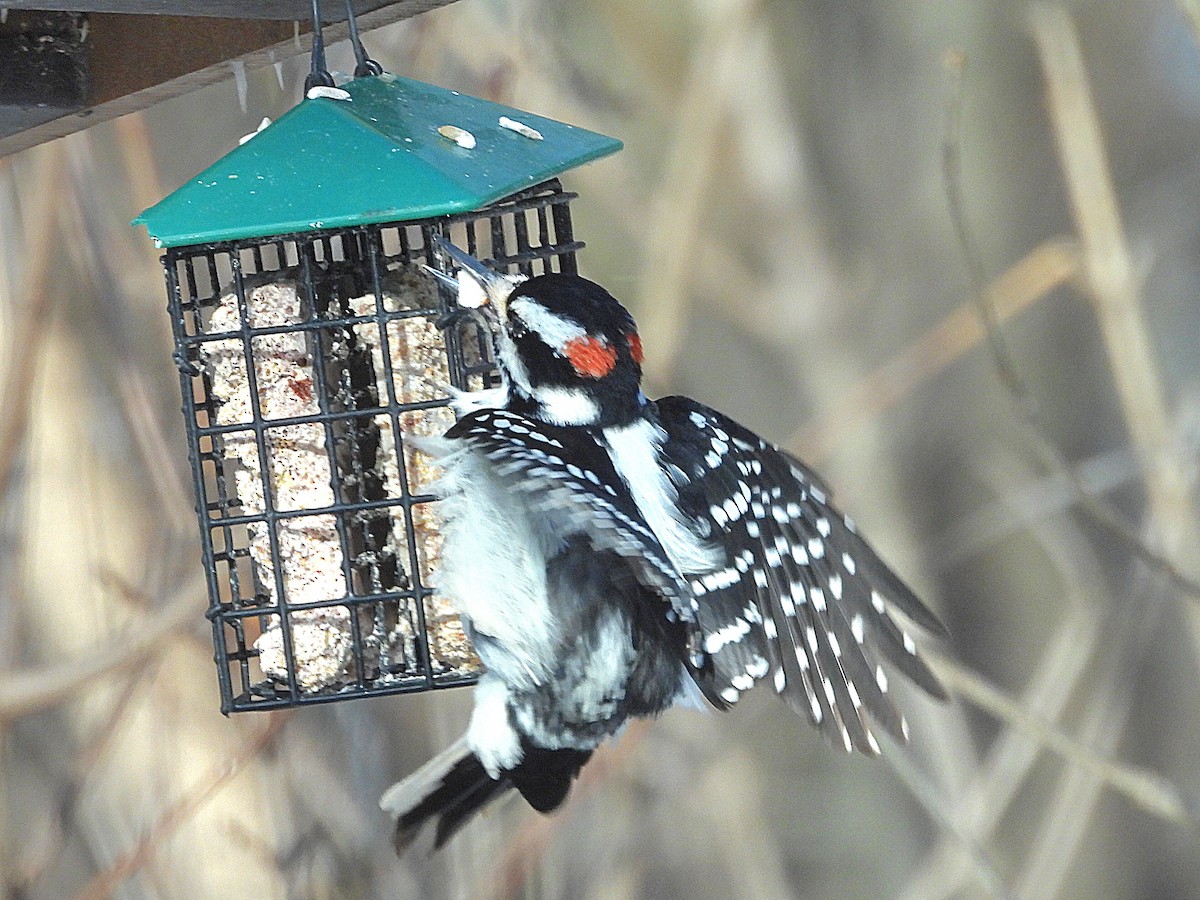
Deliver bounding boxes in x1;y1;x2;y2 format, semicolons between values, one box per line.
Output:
132;74;622;248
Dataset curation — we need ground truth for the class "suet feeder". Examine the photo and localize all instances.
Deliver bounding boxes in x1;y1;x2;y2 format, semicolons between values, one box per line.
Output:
134;33;622;712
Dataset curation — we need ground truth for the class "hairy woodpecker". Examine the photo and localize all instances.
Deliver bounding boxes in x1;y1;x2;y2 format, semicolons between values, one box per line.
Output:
380;239;947;851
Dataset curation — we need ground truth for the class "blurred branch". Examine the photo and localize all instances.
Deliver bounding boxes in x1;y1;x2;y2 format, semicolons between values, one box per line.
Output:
65;124;193;532
693;752;795;900
0;572;198;722
904;456;1104;900
637;0;763;390
113;113;165;215
942;50;1041;422
929;654;1193;829
787;238;1080;462
942;38;1200;599
71;712;289;900
10;658;163;892
1011;679;1132;900
887;749;1011;900
1031;6;1196;542
1013;15;1200;878
1178;0;1200;49
481;720;651;900
113;344;196;534
0;143;64;501
932;446;1137;571
1008;546;1188;895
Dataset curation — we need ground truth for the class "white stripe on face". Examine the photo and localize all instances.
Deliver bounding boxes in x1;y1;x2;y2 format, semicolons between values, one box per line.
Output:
509;295;586;353
535;385;600;425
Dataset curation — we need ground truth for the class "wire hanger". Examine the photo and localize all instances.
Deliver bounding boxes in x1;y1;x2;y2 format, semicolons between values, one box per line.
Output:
304;0;381;94
346;0;383;77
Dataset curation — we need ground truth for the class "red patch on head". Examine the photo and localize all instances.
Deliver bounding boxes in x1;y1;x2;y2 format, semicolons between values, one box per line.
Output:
564;336;618;378
627;332;644;365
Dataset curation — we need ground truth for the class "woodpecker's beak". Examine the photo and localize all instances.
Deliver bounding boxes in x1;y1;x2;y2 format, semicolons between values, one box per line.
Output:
421;265;460;292
425;237;519;312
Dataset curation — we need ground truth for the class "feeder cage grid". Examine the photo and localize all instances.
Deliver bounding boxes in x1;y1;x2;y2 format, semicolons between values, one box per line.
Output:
167;179;580;712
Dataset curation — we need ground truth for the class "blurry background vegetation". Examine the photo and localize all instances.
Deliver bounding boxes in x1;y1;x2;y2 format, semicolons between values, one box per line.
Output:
3;0;1200;897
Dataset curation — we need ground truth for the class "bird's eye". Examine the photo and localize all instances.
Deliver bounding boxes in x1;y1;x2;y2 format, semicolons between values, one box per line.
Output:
509;316;529;339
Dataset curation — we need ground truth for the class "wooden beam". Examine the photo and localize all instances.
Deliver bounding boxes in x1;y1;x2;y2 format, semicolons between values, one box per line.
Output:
0;0;458;157
2;1;399;21
0;12;89;139
86;14;295;107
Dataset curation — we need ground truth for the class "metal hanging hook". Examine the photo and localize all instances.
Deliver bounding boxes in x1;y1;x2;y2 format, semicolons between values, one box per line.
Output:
304;0;335;93
345;0;383;77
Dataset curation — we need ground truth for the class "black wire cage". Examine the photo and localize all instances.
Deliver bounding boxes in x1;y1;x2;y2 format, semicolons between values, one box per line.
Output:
166;180;581;712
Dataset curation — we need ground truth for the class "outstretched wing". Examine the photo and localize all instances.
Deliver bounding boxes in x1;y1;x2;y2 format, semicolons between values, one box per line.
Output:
655;396;947;754
445;408;701;632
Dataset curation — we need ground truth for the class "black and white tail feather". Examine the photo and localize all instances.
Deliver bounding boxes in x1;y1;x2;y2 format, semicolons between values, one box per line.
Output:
382;240;947;851
380;738;499;853
381;736;591;852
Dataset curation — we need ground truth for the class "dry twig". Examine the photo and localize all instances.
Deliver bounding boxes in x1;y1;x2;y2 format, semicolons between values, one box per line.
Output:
1181;0;1200;46
787;238;1080;462
929;653;1192;829
1029;6;1199;554
0;143;63;501
943;38;1200;599
0;573;198;722
70;713;290;900
902;454;1105;900
636;0;763;390
480;721;652;900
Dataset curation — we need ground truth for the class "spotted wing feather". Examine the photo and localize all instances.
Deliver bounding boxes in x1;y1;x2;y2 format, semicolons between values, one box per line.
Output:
655;396;946;754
